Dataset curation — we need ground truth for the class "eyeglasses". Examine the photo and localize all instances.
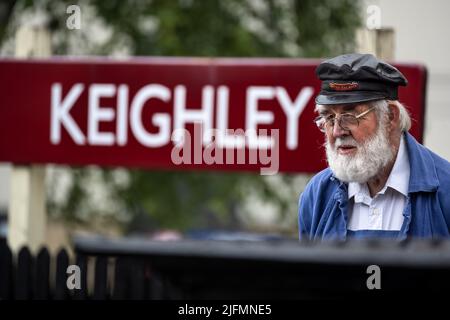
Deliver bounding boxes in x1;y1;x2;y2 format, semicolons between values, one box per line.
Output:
314;106;376;133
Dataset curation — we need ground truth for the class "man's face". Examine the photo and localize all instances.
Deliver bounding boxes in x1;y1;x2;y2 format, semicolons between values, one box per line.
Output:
319;102;395;183
320;103;379;154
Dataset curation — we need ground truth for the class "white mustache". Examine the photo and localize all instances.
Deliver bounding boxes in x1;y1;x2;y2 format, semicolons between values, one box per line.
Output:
334;137;358;148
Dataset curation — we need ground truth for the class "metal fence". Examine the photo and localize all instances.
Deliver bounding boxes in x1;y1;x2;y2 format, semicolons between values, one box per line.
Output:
2;237;450;299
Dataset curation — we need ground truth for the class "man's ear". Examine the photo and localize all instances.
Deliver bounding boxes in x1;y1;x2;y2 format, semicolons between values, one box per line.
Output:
387;100;400;131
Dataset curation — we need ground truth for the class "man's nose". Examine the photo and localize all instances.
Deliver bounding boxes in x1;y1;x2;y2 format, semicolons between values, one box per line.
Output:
331;121;349;138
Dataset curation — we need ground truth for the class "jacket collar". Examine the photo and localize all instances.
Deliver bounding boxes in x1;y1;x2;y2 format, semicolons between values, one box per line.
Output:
404;132;439;193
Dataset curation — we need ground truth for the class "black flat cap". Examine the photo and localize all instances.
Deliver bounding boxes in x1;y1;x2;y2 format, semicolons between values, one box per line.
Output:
315;53;408;105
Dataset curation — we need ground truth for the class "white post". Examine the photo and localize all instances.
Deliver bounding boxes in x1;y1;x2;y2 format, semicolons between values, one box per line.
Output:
356;27;395;60
8;25;51;253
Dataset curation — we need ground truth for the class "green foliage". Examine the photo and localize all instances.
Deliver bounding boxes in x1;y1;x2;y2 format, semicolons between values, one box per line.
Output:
119;170;246;231
3;0;362;233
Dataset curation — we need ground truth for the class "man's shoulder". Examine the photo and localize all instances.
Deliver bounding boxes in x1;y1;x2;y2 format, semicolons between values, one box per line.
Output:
303;167;337;197
428;149;450;184
308;167;334;184
428;148;450;170
423;148;450;218
405;132;450;185
413;136;450;180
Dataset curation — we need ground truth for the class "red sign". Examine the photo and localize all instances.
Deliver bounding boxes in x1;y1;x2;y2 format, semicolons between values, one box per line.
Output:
0;57;426;173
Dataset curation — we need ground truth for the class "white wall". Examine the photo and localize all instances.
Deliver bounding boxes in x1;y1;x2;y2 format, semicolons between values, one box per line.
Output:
361;0;450;160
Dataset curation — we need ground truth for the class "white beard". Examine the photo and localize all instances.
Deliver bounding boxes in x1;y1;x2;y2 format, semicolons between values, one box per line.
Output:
325;122;394;183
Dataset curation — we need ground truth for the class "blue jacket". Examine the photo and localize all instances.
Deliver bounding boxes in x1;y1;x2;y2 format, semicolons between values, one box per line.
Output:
298;132;450;240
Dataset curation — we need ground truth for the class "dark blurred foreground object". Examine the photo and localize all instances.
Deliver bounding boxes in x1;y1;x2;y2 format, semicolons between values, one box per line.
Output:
2;237;450;299
0;213;7;241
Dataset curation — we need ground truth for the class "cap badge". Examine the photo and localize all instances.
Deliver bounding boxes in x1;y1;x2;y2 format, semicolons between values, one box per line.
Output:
329;82;359;91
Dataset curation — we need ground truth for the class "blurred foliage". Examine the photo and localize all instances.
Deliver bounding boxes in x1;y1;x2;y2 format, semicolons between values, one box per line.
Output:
1;0;361;233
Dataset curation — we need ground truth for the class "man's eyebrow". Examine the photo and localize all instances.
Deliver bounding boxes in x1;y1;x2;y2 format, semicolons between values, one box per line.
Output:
342;104;358;112
316;107;330;114
317;104;359;115
318;110;330;116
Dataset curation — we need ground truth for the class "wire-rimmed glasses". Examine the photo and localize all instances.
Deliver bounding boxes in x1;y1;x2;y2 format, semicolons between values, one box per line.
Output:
314;106;376;133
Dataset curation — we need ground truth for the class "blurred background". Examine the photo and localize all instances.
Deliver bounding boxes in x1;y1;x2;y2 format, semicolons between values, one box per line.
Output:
0;0;449;253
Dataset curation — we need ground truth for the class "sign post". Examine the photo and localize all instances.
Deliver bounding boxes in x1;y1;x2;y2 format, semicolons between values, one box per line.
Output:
356;27;395;60
8;25;51;253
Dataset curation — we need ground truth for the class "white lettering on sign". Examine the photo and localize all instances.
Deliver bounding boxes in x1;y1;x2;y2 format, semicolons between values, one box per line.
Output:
216;86;245;149
130;84;171;147
246;86;275;149
276;86;314;150
88;84;116;145
173;85;214;145
51;83;85;145
116;85;128;146
50;83;313;149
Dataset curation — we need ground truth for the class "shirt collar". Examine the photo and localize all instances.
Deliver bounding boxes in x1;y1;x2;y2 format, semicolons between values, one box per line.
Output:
348;181;369;203
348;180;360;199
384;135;410;196
348;135;410;199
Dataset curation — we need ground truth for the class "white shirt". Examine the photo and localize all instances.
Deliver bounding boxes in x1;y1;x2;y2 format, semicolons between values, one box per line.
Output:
347;136;410;231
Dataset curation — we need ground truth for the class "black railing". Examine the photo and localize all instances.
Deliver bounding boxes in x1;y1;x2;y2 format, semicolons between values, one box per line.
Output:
0;242;71;299
2;237;450;299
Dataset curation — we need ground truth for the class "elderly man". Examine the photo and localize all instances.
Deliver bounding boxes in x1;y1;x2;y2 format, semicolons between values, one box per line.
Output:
298;53;450;240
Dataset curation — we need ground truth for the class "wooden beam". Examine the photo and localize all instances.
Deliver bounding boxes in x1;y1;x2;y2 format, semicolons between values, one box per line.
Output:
8;25;51;253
